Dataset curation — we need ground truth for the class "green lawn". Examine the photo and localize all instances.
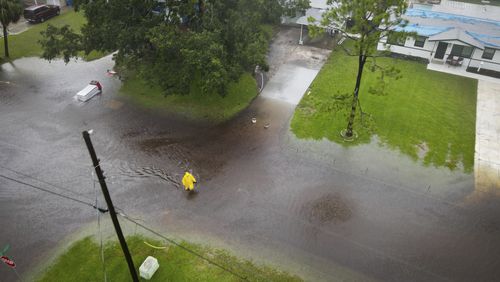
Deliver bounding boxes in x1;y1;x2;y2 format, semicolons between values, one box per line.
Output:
120;73;258;123
0;9;104;62
291;42;477;172
37;236;300;282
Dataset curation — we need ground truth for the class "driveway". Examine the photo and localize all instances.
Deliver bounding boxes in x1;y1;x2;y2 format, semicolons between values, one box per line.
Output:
1;27;500;282
261;45;330;105
473;80;500;197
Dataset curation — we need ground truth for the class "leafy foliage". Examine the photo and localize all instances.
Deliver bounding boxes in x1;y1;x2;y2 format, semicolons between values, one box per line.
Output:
39;0;300;97
257;0;310;22
39;24;82;63
310;0;411;137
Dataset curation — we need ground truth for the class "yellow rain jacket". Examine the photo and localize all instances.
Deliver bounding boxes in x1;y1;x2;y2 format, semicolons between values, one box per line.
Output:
182;172;197;191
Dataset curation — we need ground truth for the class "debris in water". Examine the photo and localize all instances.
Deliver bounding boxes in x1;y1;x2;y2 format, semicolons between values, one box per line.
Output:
106;69;118;77
416;142;429;159
251;118;257;124
302;193;352;223
264;123;270;129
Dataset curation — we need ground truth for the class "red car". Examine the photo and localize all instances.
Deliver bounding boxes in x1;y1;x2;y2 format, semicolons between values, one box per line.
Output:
24;5;60;23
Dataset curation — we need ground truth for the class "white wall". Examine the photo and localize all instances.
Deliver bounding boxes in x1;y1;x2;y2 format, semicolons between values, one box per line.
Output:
378;36;434;60
469;60;500;73
379;34;500;73
468;47;500;72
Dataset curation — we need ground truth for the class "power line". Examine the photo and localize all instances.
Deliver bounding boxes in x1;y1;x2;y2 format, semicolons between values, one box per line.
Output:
82;130;139;282
0;164;94;203
0;174;108;213
93;172;108;282
2;166;261;280
0;164;129;213
118;214;248;281
1;172;255;280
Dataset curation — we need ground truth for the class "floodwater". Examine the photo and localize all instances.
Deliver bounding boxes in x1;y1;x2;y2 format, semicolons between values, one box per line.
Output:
1;27;500;282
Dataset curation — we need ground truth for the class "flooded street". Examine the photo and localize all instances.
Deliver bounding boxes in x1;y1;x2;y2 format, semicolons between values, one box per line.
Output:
1;27;500;281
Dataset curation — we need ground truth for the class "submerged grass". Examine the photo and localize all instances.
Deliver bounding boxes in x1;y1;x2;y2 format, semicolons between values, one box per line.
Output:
291;41;477;172
37;236;301;282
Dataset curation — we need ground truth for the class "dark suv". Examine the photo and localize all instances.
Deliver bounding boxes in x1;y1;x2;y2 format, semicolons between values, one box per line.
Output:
24;5;60;23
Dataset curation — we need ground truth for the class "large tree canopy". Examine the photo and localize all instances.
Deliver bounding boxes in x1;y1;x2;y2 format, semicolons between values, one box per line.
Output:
39;0;308;96
0;0;23;58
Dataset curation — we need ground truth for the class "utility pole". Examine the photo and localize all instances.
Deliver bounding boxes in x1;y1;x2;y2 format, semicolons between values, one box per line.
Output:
82;131;139;282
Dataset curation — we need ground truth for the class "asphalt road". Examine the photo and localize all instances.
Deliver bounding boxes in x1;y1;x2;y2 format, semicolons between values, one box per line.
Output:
1;28;499;281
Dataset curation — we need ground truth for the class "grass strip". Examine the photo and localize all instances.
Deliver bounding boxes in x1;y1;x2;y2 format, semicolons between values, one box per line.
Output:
37;236;301;282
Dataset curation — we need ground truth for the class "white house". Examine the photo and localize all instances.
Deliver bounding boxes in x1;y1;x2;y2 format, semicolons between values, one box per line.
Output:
379;1;500;76
294;0;341;44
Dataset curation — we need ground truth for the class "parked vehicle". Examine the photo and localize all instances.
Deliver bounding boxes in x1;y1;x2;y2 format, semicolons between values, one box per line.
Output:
23;5;60;23
76;81;102;102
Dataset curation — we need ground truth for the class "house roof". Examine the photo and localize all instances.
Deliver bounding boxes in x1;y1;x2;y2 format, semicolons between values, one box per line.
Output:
428;28;485;49
400;5;500;49
395;23;452;36
296;8;324;26
295;1;340;27
433;0;500;22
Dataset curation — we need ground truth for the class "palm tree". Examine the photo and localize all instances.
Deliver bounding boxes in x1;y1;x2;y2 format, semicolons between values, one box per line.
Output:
0;0;23;58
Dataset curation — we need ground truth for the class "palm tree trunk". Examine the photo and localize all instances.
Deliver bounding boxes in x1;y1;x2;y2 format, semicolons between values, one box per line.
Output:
345;54;366;138
2;25;9;58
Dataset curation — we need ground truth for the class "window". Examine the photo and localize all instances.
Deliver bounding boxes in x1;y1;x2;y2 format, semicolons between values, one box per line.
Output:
387;32;406;46
482;48;495;60
450;44;473;58
414;36;427;47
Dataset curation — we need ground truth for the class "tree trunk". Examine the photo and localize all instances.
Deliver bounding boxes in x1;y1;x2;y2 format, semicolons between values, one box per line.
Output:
198;0;204;17
345;53;366;138
2;25;9;58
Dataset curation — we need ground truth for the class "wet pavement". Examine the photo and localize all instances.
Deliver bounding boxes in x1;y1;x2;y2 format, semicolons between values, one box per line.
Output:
474;80;500;196
1;27;500;281
261;44;330;105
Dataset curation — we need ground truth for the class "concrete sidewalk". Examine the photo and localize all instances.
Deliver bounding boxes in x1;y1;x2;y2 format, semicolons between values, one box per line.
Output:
1;19;29;37
474;80;500;195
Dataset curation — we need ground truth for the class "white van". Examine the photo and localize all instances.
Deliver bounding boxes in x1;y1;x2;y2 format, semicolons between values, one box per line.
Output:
77;81;102;102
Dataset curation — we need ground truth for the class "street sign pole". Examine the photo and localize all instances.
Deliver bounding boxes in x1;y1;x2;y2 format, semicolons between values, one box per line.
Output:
82;130;139;282
0;244;9;257
1;255;22;282
13;268;22;282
